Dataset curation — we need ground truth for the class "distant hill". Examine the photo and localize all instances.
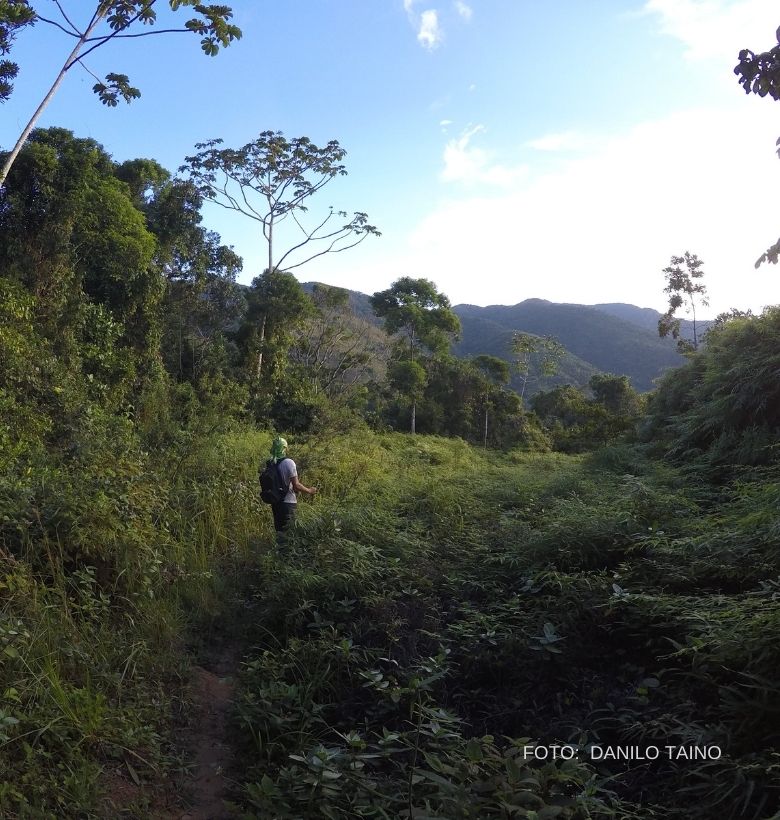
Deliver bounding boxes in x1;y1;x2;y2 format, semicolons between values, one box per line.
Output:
595;302;714;341
301;286;688;394
453;299;686;392
453;313;599;396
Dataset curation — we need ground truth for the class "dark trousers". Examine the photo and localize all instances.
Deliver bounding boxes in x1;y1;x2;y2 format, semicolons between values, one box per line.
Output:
271;501;296;533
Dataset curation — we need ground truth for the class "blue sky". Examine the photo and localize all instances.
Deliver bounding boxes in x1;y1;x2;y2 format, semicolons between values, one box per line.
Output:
2;0;779;315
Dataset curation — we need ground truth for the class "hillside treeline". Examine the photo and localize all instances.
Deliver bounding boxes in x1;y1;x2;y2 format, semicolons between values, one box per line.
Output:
1;127;780;816
0;127;655;453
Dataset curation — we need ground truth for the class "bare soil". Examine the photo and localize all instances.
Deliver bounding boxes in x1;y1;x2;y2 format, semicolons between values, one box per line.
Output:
176;648;237;819
99;645;239;819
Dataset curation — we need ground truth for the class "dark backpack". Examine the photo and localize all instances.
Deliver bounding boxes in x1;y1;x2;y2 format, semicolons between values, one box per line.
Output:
259;457;290;504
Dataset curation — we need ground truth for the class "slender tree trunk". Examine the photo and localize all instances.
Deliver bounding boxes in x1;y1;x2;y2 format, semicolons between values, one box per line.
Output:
410;325;417;433
691;302;698;350
257;221;274;378
0;12;107;187
256;314;266;378
268;221;274;277
483;403;488;448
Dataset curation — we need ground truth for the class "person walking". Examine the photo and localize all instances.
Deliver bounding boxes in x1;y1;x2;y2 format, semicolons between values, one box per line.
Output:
268;436;316;539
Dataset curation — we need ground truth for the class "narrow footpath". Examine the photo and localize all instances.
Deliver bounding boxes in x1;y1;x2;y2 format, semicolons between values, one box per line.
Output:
177;645;239;820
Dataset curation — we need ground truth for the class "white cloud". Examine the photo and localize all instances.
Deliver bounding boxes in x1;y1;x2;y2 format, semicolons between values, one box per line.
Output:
441;125;529;186
643;0;778;61
454;1;472;22
526;131;587;152
418;10;442;49
403;2;443;50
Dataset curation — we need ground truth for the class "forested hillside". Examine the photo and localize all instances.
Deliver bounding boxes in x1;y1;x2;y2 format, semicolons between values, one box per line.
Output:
595;302;714;339
304;287;688;396
453;300;686;392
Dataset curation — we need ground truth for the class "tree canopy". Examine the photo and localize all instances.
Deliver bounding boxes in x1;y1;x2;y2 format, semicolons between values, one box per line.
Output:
0;0;35;103
182;131;380;275
371;277;460;433
510;332;564;399
370;277;460;360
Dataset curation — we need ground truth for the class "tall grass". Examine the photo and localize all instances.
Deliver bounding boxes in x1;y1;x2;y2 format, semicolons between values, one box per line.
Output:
0;424;279;816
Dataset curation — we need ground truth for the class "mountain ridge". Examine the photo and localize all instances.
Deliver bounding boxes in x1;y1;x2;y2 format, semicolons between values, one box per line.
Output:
301;284;690;393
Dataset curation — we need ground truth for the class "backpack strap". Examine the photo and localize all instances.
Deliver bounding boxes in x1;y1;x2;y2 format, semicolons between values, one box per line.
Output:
275;457;291;496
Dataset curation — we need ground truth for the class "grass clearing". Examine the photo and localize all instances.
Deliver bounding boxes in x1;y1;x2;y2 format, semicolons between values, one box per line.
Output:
228;433;780;819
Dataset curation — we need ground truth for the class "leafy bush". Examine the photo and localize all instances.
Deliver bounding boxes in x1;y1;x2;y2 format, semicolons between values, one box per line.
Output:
646;307;780;470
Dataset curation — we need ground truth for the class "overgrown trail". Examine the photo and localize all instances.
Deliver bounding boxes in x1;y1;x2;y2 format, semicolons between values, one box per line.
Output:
177;645;238;819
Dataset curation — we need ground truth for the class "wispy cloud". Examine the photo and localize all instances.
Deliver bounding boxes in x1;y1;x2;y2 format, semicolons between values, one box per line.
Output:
526;131;587;152
399;2;470;51
409;106;780;313
454;1;472;22
643;0;777;61
441;125;529;186
318;104;779;315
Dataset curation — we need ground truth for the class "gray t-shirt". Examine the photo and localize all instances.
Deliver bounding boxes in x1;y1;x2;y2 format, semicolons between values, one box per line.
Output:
277;458;298;504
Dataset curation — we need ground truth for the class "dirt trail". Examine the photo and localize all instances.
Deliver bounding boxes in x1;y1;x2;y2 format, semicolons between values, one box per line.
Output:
98;642;240;818
178;647;238;820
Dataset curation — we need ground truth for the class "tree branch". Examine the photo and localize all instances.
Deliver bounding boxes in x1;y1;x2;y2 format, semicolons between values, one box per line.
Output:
34;14;80;38
52;0;82;36
280;232;369;271
70;1;157;68
84;27;193;41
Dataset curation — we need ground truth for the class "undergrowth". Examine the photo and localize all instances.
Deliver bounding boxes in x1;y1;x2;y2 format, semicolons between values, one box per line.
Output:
0;424;273;817
228;432;780;819
3;425;779;818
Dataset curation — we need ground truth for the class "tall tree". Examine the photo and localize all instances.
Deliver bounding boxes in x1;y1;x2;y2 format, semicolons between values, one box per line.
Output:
370;277;460;433
0;2;241;186
658;251;709;353
116;159;244;384
241;268;314;388
182;131;380;276
0;127;161;402
472;354;510;447
183;131;379;375
510;332;564;399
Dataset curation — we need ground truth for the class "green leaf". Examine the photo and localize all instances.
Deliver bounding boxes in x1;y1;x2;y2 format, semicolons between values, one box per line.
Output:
126;762;141;786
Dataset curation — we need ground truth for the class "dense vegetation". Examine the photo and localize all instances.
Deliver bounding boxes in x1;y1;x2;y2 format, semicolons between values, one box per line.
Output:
230;432;780;819
1;122;779;818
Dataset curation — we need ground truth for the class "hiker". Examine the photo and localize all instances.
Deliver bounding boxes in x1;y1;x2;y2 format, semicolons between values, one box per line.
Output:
264;436;316;538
